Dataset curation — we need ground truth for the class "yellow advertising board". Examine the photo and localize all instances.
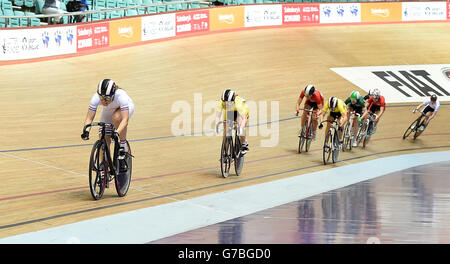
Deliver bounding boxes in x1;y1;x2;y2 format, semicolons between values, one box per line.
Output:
210;6;245;31
361;2;402;22
109;17;142;47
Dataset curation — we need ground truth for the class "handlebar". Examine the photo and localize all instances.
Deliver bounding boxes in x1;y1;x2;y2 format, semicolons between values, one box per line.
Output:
82;122;117;140
216;120;241;134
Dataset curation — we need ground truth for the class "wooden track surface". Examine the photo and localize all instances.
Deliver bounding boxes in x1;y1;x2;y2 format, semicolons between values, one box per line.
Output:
0;22;449;239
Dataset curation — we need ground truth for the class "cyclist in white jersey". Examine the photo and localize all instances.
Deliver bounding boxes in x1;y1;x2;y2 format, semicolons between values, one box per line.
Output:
413;94;439;131
81;79;135;171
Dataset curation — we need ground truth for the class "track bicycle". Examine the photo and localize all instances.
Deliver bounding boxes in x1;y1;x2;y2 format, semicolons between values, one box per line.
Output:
297;108;316;153
342;111;360;151
403;110;428;140
321;119;342;165
82;122;133;200
216;120;244;178
356;111;378;148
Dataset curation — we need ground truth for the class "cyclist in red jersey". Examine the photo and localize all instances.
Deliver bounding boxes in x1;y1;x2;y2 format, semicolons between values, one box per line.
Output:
362;88;386;134
296;84;324;140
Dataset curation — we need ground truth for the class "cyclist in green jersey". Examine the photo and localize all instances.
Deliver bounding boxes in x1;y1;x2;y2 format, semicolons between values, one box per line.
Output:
344;90;367;147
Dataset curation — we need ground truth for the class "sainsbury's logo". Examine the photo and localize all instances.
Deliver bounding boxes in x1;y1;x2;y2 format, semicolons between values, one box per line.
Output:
219;14;234;24
371;8;389;18
118;27;133;38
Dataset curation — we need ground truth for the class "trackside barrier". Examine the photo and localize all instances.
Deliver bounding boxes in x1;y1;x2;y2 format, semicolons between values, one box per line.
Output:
0;1;449;62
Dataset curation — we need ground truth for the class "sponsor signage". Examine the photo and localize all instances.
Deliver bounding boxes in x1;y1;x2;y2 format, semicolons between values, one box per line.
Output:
142;13;176;41
176;10;209;35
447;1;450;20
402;2;446;21
245;5;283;27
77;23;109;52
331;65;450;103
282;4;320;24
210;6;245;31
361;2;402;22
320;3;361;24
0;26;76;61
109;17;142;47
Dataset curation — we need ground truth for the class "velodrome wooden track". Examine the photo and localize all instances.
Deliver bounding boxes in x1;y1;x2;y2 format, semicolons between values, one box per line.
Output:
0;21;449;239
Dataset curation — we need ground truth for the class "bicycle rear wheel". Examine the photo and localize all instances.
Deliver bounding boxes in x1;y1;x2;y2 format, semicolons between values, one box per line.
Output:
305;127;313;152
89;140;106;200
323;130;333;165
413;120;425;140
115;141;132;197
234;136;244;176
332;130;340;163
220;137;232;178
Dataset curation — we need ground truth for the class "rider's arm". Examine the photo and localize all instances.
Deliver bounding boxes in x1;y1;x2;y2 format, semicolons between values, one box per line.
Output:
296;91;305;113
415;103;424;112
84;109;96;126
84;94;100;126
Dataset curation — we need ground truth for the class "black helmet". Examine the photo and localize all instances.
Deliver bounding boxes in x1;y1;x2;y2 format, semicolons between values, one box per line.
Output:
222;89;236;102
97;79;117;98
430;94;437;102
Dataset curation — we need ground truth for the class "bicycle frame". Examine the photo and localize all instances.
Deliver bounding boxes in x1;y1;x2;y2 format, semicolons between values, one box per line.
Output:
83;122;120;178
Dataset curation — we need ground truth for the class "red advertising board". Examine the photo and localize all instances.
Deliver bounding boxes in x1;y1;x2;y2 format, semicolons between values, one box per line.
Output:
176;10;209;36
447;2;450;20
282;4;320;25
77;23;109;52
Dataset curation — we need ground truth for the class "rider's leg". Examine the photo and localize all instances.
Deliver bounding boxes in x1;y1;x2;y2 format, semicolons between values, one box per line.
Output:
312;108;318;139
112;109;129;153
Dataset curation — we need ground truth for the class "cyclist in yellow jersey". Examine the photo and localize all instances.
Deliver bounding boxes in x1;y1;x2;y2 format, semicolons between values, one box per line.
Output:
318;97;348;142
215;89;250;154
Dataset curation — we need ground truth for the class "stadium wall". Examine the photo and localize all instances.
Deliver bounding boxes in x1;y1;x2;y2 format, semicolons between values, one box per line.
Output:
0;1;449;64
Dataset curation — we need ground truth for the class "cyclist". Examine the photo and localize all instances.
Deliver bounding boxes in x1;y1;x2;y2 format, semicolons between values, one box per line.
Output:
412;94;440;131
295;84;324;140
318;97;348;144
215;89;250;154
344;90;366;147
362;88;385;134
81;79;135;172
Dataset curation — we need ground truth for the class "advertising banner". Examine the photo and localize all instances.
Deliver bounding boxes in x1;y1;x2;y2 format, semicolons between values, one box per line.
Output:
142;13;176;41
282;4;320;25
446;1;449;20
210;6;245;31
245;5;283;27
361;2;402;22
331;64;450;103
402;2;446;21
0;26;76;61
109;17;142;47
77;22;109;52
320;3;361;24
176;10;209;35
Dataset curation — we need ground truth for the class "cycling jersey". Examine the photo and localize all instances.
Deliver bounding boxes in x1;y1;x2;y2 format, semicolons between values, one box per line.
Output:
367;95;386;109
300;90;324;106
323;98;347;117
89;89;134;113
217;96;249;117
423;99;440;112
89;89;135;132
345;96;365;109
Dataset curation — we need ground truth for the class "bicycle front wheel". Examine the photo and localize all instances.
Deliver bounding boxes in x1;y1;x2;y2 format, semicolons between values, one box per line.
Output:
298;125;306;153
332;130;340;163
403;119;418;139
323;130;333;165
342;122;352;151
220;137;232;178
413;120;425;140
115;141;132;197
89;140;106;200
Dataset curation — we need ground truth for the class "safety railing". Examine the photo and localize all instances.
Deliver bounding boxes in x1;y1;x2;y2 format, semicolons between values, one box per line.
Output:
0;0;212;27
